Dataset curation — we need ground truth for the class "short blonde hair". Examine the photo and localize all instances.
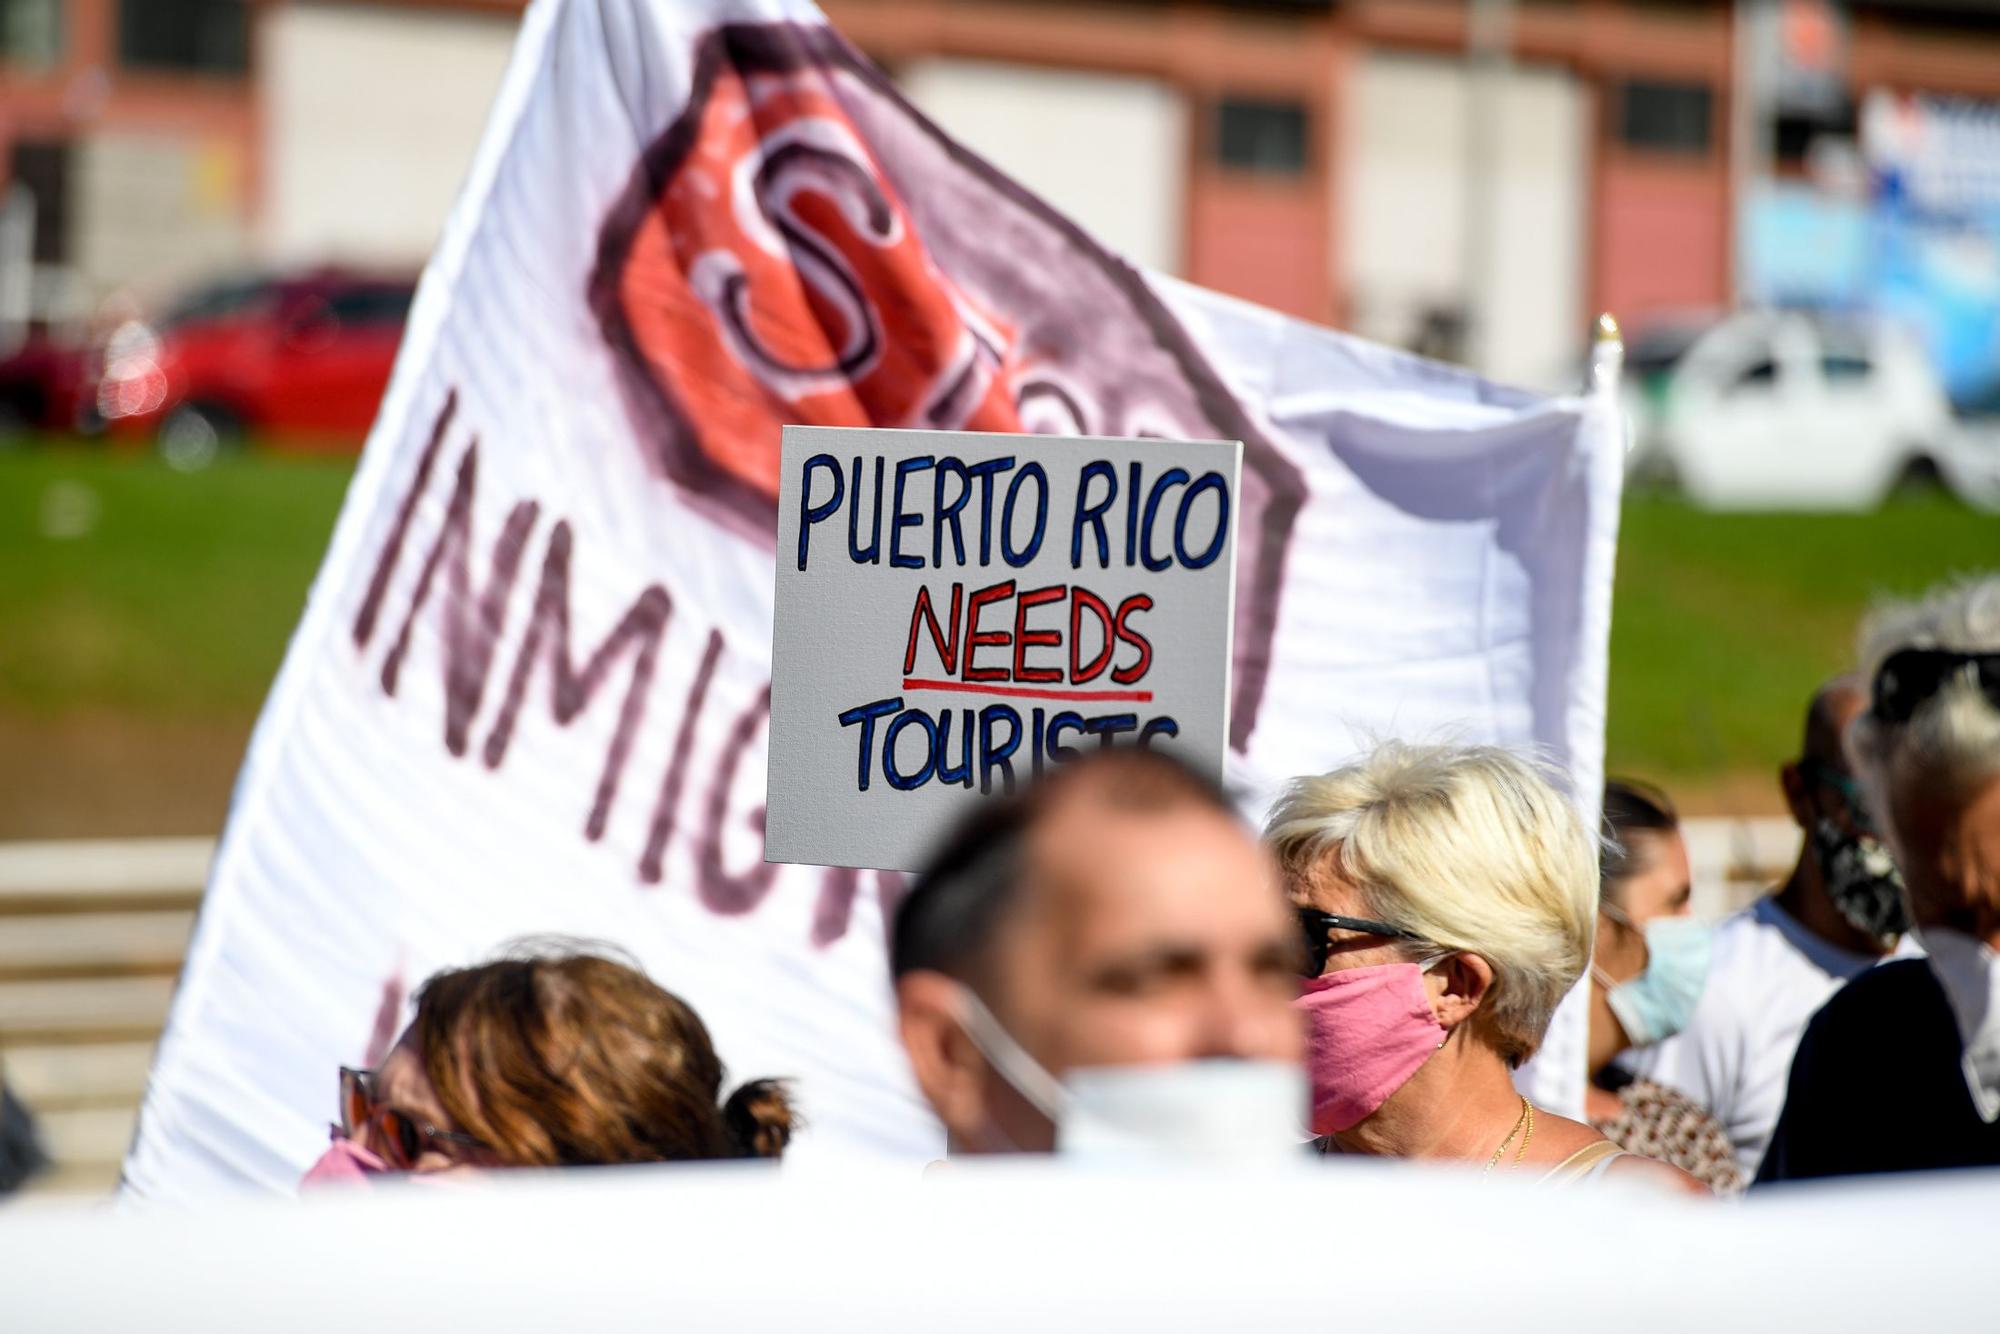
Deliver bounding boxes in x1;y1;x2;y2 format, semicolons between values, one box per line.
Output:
1265;742;1597;1065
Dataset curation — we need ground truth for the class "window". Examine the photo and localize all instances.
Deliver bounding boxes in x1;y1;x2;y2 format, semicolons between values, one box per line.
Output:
1215;97;1308;175
1625;324;1704;377
326;286;415;327
0;0;62;68
1728;359;1779;395
1773;102;1855;168
119;0;248;77
8;141;69;264
1818;328;1873;382
1616;80;1713;154
164;278;272;330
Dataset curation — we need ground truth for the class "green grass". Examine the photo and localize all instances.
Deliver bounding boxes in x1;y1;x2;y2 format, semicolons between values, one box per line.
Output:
0;445;355;719
0;448;1994;829
1607;491;1999;789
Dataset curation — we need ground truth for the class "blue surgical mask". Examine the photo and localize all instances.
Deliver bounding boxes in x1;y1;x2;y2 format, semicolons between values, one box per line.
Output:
1593;911;1711;1047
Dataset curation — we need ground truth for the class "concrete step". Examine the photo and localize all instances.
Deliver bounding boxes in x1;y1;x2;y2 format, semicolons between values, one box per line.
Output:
0;839;206;1204
1682;817;1802;921
32;1104;138;1171
0;884;204;917
0;837;210;916
0;910;196;981
2;1041;156;1109
0;976;175;1044
14;1159;124;1201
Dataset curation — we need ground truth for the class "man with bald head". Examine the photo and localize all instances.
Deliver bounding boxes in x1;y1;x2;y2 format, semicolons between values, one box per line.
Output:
1622;675;1911;1176
891;748;1305;1156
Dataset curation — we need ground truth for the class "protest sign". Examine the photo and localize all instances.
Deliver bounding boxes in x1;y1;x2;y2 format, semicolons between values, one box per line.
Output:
122;0;1623;1198
768;425;1240;870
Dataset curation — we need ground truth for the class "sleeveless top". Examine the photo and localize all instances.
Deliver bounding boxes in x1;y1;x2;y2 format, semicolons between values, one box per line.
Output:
1538;1139;1628;1185
1312;1134;1634;1185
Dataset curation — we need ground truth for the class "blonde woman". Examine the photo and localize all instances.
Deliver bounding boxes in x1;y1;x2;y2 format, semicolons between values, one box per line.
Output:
1268;742;1705;1191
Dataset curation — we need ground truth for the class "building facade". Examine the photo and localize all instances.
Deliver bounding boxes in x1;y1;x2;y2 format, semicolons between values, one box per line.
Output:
0;0;519;320
1;0;262;319
829;0;2000;387
4;0;1998;386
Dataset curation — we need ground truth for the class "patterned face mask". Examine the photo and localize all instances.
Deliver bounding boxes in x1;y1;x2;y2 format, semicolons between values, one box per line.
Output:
1811;818;1911;942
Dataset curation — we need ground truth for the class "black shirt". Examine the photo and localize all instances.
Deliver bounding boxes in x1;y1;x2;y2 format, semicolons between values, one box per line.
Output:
1756;959;2000;1184
0;1080;47;1195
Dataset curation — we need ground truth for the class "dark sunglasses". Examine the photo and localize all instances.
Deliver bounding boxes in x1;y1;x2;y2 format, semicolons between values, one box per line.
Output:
339;1065;487;1171
1871;648;2000;725
1296;905;1430;976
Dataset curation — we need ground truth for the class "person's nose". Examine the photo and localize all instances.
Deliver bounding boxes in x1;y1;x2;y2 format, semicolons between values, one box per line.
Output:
1196;971;1304;1063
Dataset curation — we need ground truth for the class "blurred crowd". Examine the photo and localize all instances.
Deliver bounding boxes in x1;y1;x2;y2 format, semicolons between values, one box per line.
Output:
882;562;2000;1193
3;572;1996;1198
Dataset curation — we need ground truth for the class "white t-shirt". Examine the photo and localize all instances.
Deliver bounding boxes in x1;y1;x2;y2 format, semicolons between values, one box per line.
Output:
1620;896;1911;1178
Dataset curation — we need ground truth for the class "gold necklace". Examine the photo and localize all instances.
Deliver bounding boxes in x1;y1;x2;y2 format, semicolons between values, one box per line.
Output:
1483;1096;1533;1175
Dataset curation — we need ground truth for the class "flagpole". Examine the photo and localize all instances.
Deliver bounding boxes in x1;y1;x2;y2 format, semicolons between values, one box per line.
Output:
1590;312;1623;398
1591;312;1630;460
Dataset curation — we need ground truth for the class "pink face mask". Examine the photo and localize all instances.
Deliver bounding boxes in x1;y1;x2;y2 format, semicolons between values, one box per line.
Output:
1296;963;1447;1135
300;1130;389;1190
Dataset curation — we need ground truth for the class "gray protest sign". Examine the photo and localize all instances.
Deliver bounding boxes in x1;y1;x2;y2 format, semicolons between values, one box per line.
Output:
767;425;1240;871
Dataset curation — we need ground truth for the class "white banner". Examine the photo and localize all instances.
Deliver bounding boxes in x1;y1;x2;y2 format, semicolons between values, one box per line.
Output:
24;1162;2000;1330
123;0;1622;1196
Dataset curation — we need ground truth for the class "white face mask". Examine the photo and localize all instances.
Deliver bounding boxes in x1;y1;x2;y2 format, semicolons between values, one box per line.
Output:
1915;925;2000;1124
953;987;1308;1161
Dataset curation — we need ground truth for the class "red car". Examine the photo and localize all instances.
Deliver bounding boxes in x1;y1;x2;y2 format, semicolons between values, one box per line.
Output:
95;269;416;466
0;330;96;438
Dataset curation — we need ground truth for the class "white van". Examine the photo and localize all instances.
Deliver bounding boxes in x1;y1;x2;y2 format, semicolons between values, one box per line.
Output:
1623;311;1996;511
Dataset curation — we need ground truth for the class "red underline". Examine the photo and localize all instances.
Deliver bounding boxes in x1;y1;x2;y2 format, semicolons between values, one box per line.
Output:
901;677;1154;703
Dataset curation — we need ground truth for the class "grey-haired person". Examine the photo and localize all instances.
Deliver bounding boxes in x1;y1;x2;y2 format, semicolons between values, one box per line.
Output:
1758;575;2000;1183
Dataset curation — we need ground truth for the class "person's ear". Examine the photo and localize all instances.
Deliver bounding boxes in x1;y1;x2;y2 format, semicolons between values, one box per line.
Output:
1429;952;1494;1030
895;970;988;1143
1781;761;1812;831
1592;909;1622;962
1593;910;1647;984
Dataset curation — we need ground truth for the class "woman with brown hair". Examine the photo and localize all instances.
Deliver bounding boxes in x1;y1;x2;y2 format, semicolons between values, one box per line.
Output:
303;943;797;1182
1586;780;1742;1193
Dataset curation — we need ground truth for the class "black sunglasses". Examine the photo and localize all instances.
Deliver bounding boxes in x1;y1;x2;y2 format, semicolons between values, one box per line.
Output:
340;1066;487;1170
1871;648;2000;725
1296;905;1430;976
